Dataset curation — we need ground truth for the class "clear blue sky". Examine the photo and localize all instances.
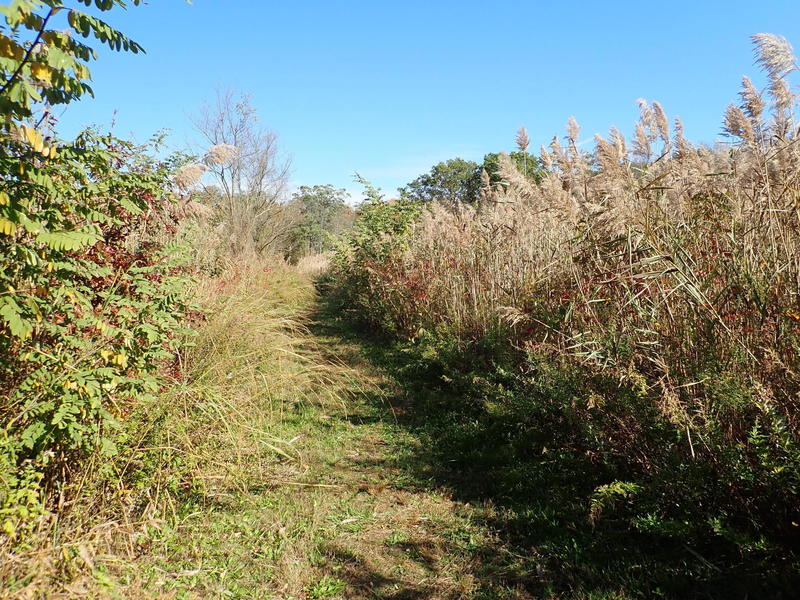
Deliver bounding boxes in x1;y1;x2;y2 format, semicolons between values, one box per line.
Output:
57;0;800;201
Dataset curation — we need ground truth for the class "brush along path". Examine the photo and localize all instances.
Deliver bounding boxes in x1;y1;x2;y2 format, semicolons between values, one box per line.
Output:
7;266;776;600
61;267;529;600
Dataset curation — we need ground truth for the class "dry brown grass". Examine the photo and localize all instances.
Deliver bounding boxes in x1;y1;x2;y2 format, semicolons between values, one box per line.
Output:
295;252;332;276
0;264;359;598
345;34;800;511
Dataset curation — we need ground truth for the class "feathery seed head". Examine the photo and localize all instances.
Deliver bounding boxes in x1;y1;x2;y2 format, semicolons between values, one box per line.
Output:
633;122;651;160
550;135;562;156
594;133;618;172
174;163;207;189
204;144;238;166
724;104;756;145
768;76;794;115
609;126;627;161
673;117;692;158
515;126;530;152
540;144;553;169
739;76;765;120
752;33;797;81
566;117;580;144
652;101;670;146
480;168;491;188
636;98;658;139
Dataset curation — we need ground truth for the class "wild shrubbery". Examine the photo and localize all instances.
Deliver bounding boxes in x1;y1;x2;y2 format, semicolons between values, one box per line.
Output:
0;1;196;542
333;34;800;561
0;129;196;539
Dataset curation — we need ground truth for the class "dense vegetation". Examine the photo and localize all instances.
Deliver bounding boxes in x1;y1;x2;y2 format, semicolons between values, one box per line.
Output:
3;2;800;597
332;34;800;594
0;0;198;541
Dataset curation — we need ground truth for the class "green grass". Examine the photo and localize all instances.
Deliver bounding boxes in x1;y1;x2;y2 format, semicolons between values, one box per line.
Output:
312;279;800;599
7;265;797;599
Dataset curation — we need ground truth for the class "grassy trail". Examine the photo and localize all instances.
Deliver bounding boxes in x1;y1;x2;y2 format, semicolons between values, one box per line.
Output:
11;267;785;599
85;269;525;600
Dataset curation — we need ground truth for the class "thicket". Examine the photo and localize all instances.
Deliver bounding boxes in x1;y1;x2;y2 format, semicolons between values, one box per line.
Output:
283;184;355;265
333;33;800;577
0;0;196;544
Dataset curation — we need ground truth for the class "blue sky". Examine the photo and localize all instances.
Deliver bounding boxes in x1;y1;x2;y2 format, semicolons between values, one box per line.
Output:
57;0;800;201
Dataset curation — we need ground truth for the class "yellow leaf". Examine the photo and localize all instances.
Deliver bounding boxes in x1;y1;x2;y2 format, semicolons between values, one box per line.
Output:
0;192;9;206
74;64;90;80
2;519;15;538
0;217;17;236
113;352;128;367
21;126;45;153
22;126;39;147
30;63;52;85
0;35;23;60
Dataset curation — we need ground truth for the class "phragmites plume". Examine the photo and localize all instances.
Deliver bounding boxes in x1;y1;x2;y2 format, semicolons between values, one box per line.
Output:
633;122;651;160
175;200;213;219
652;101;670;147
174;163;207;189
496;153;535;200
540;144;553;170
609;126;627;161
769;76;795;116
204;143;238;166
751;33;797;81
549;135;562;158
480;168;491;190
673;117;691;158
724;104;756;145
636;98;656;139
739;75;765;120
566;116;580;145
594;133;617;172
515;126;530;152
478;168;493;202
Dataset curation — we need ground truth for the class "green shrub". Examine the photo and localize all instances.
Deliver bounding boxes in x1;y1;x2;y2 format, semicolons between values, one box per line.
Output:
0;0;195;540
0;128;195;539
331;176;423;335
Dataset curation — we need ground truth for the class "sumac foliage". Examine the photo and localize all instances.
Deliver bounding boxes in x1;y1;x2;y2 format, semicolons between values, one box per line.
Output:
0;0;194;540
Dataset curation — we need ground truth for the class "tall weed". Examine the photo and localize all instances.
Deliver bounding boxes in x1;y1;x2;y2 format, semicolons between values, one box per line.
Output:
333;34;800;554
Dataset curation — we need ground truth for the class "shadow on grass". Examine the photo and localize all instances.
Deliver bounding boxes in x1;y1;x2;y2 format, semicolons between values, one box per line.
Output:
307;288;800;600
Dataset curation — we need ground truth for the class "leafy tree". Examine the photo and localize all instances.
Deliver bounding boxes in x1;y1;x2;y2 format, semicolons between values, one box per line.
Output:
0;0;144;128
400;157;480;205
477;150;543;187
333;175;423;333
286;184;353;260
400;153;543;207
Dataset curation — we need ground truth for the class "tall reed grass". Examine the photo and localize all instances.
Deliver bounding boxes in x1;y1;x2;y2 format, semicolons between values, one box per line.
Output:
334;33;800;550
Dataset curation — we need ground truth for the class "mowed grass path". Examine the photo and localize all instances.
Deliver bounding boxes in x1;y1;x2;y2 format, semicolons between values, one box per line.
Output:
70;268;532;600
20;267;777;599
